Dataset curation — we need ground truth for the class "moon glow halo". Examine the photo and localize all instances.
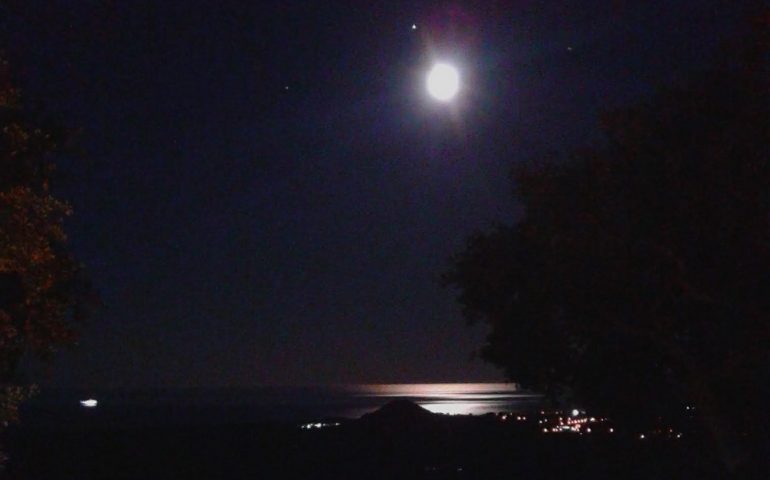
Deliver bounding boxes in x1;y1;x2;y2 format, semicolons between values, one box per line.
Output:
426;63;460;102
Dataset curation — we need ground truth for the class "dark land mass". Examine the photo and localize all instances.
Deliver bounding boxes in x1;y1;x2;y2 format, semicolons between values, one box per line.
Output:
3;400;766;479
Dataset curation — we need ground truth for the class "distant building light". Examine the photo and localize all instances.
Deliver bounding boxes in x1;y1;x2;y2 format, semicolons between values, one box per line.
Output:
80;399;98;408
300;421;341;430
571;409;579;417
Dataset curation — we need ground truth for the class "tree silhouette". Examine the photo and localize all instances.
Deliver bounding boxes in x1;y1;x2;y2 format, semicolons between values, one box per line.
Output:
0;56;90;436
444;17;769;474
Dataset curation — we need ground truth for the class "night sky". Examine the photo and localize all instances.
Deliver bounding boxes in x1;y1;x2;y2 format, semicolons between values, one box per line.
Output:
1;1;748;387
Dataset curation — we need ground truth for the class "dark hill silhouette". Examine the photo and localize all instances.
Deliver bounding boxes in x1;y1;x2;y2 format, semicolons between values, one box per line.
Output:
360;399;434;424
356;399;448;439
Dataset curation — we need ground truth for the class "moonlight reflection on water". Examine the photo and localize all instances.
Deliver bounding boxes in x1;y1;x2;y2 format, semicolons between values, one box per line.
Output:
349;383;541;416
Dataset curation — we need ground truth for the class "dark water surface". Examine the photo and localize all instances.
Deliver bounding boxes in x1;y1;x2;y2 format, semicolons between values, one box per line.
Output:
22;383;541;426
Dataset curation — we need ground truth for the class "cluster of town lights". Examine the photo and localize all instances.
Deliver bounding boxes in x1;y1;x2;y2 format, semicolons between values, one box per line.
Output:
529;409;684;439
300;421;340;430
538;412;610;434
300;404;691;438
499;414;527;421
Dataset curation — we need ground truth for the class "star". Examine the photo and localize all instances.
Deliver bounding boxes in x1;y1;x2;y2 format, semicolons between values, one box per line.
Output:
411;24;417;30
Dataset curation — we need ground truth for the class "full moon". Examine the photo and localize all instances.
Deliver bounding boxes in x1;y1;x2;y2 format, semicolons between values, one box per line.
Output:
427;63;460;102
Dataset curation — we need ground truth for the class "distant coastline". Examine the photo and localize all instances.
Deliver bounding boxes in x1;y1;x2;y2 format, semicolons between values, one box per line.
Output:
22;383;541;426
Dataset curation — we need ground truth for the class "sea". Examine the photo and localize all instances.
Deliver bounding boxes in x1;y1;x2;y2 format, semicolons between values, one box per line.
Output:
20;383;542;428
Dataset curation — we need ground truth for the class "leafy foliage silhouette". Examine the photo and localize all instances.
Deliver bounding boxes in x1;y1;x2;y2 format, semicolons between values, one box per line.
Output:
445;18;769;473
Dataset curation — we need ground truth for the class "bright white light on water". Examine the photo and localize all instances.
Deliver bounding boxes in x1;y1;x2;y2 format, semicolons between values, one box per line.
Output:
427;63;460;101
349;383;533;416
421;400;491;416
80;399;98;408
